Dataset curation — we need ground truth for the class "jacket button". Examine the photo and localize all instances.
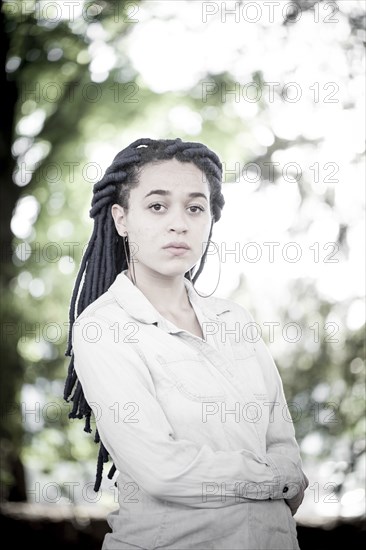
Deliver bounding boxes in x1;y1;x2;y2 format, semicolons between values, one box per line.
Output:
283;486;289;493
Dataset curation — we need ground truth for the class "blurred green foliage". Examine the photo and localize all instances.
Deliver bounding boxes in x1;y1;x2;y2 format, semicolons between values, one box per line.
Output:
1;0;364;518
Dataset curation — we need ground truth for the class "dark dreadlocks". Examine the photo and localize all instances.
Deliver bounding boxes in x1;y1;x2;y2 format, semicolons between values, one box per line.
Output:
64;137;225;491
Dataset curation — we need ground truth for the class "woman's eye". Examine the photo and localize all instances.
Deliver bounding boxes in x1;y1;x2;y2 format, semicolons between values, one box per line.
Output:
149;203;166;212
148;203;205;214
188;205;205;213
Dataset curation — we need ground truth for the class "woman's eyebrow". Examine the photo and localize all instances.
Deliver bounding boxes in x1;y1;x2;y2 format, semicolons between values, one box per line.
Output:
144;189;208;201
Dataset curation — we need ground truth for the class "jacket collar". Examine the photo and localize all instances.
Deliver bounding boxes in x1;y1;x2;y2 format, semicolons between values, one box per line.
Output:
108;270;230;329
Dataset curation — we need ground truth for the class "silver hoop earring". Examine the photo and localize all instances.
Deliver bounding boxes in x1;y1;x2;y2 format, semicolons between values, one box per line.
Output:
122;235;137;286
187;242;221;298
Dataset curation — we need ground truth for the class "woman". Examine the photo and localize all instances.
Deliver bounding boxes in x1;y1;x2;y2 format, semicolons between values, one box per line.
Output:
64;137;308;550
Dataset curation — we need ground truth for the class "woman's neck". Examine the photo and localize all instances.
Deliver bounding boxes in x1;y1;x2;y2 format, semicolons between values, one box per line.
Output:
125;268;192;315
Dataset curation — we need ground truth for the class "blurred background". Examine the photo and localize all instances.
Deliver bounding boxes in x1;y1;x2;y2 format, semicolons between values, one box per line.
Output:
1;0;365;548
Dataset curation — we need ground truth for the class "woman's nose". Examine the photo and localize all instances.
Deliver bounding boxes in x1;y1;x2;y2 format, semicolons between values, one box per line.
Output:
168;208;188;233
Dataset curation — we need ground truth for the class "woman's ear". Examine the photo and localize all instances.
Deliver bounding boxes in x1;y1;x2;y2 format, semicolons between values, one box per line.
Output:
111;204;128;237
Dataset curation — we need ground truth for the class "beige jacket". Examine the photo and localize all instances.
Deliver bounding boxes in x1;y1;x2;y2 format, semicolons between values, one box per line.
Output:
72;270;308;549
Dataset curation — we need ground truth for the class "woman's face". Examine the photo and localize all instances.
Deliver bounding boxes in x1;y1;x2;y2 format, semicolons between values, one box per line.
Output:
111;158;213;280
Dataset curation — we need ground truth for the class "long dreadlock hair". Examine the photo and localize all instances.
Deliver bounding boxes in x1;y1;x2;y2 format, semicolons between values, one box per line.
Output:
64;137;225;491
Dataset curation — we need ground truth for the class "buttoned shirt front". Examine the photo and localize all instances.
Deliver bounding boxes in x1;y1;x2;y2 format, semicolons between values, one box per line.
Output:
72;270;308;550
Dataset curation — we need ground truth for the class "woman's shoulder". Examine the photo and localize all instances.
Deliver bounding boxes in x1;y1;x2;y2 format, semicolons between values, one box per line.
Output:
73;287;256;329
201;293;255;324
73;288;124;325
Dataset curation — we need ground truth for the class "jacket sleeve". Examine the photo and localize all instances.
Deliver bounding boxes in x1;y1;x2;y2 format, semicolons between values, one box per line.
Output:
72;314;307;509
243;308;309;515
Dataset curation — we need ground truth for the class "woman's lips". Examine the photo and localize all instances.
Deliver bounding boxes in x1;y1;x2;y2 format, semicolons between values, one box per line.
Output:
162;242;190;255
163;246;190;256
